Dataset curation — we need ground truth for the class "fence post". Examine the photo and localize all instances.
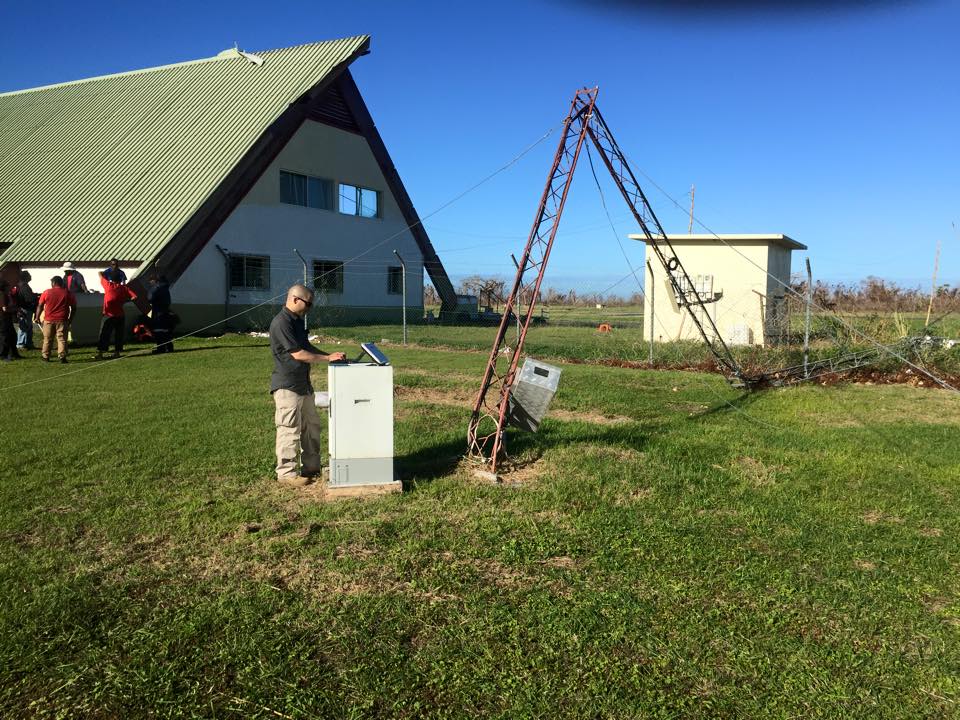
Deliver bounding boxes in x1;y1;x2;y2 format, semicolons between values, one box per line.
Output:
646;260;655;365
803;257;812;378
294;249;308;331
393;250;407;345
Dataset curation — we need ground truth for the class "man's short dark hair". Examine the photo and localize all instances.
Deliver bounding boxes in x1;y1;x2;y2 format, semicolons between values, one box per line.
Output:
51;276;64;288
20;271;31;282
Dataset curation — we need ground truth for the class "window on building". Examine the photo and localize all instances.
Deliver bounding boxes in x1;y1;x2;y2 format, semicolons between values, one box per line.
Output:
280;171;333;210
229;254;270;290
313;260;344;294
338;183;379;218
387;266;403;295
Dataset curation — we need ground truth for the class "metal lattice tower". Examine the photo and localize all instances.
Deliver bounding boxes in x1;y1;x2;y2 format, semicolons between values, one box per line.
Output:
466;88;598;472
467;88;750;474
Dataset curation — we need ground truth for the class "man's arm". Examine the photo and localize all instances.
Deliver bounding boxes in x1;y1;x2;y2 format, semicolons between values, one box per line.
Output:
290;348;346;363
33;299;43;324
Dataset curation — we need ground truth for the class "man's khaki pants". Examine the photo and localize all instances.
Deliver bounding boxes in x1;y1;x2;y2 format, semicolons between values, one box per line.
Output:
42;321;68;360
273;389;323;480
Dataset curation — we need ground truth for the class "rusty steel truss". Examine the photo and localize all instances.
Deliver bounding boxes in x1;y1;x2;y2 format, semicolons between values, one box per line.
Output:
466;87;744;474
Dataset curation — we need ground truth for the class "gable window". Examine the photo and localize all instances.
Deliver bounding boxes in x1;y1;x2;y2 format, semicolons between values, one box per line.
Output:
338;183;379;218
230;254;270;290
387;266;403;295
313;260;344;294
280;171;333;210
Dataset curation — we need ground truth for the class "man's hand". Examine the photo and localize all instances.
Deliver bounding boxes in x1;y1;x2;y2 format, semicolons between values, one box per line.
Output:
327;352;347;362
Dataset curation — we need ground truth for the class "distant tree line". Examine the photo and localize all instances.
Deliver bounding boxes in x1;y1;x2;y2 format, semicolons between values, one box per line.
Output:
424;274;958;315
791;276;959;314
424;275;645;308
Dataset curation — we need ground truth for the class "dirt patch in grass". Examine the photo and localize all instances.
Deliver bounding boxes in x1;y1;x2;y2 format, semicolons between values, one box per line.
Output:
732;456;785;487
548;408;633;425
396;386;632;426
918;527;944;538
862;510;905;525
854;558;877;571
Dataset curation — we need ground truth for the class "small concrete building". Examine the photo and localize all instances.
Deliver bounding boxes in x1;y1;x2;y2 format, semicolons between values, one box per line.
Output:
631;234;807;347
0;36;457;342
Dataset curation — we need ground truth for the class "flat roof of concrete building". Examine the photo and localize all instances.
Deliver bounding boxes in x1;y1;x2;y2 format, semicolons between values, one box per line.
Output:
628;233;807;251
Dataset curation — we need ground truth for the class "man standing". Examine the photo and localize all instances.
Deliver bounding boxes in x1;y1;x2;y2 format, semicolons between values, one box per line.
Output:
148;273;174;353
270;284;345;487
104;258;127;284
61;262;88;294
94;270;136;360
13;271;37;350
34;276;76;363
0;280;18;362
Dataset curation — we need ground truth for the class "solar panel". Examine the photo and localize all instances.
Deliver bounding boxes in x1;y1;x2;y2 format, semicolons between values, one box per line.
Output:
360;342;390;366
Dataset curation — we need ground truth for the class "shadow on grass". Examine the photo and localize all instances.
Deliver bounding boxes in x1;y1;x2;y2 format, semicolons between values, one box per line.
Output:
396;421;654;489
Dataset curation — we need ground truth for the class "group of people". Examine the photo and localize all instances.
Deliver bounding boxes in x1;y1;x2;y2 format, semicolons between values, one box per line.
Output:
0;259;175;363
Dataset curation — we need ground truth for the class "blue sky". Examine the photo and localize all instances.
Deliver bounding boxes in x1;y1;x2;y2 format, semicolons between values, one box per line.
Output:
2;0;957;294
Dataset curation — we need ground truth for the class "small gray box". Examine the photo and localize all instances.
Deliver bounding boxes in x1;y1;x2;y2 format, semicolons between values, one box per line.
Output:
507;358;562;432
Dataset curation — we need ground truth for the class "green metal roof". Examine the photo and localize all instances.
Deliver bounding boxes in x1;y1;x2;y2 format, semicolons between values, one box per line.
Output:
0;36;369;265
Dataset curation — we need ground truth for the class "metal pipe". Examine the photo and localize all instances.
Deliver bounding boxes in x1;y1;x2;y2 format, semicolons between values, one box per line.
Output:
214;245;230;332
646;260;655;365
393;250;407;345
803;257;812;378
294;248;308;331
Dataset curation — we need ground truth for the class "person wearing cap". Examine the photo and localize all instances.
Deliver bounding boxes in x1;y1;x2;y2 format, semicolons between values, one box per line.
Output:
269;284;346;487
94;270;137;360
61;262;88;294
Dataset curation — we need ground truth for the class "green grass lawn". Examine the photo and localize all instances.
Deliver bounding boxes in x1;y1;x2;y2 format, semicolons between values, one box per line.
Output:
1;334;959;718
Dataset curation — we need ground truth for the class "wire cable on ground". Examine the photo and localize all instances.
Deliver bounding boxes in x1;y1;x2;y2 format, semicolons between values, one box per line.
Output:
619;151;959;393
585;138;783;430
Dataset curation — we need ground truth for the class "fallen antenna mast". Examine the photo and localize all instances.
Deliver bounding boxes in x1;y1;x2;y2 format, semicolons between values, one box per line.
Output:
466;87;745;474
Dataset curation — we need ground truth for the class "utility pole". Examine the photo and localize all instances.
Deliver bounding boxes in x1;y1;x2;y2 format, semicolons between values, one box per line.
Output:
925;240;941;329
687;184;695;234
393;250;407;345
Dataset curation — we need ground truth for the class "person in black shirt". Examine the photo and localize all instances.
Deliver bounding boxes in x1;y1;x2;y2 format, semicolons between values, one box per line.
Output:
269;284;346;487
14;271;37;350
148;273;174;354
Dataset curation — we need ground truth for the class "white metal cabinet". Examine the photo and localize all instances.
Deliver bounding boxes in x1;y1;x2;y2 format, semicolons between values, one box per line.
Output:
327;363;394;486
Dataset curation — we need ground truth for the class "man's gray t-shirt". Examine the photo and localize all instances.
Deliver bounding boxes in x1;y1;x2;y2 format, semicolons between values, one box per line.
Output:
269;308;312;395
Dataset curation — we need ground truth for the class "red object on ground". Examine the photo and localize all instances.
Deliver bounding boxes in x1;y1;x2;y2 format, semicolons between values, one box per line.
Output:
597;323;612;333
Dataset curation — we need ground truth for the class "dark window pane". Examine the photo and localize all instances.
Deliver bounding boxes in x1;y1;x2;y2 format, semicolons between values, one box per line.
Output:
308;177;333;210
230;254;270;290
279;172;295;204
387;266;402;294
280;171;308;206
229;256;245;288
360;188;378;218
338;183;357;215
313;261;344;294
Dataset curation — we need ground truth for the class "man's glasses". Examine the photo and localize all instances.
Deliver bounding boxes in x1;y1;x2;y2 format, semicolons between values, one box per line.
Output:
294;296;313;308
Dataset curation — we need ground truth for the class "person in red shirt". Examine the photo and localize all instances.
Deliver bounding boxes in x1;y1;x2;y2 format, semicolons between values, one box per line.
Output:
34;276;77;363
94;270;137;360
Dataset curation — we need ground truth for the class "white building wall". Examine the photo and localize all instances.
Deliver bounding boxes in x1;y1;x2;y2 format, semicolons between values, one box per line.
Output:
173;120;425;318
643;239;796;347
